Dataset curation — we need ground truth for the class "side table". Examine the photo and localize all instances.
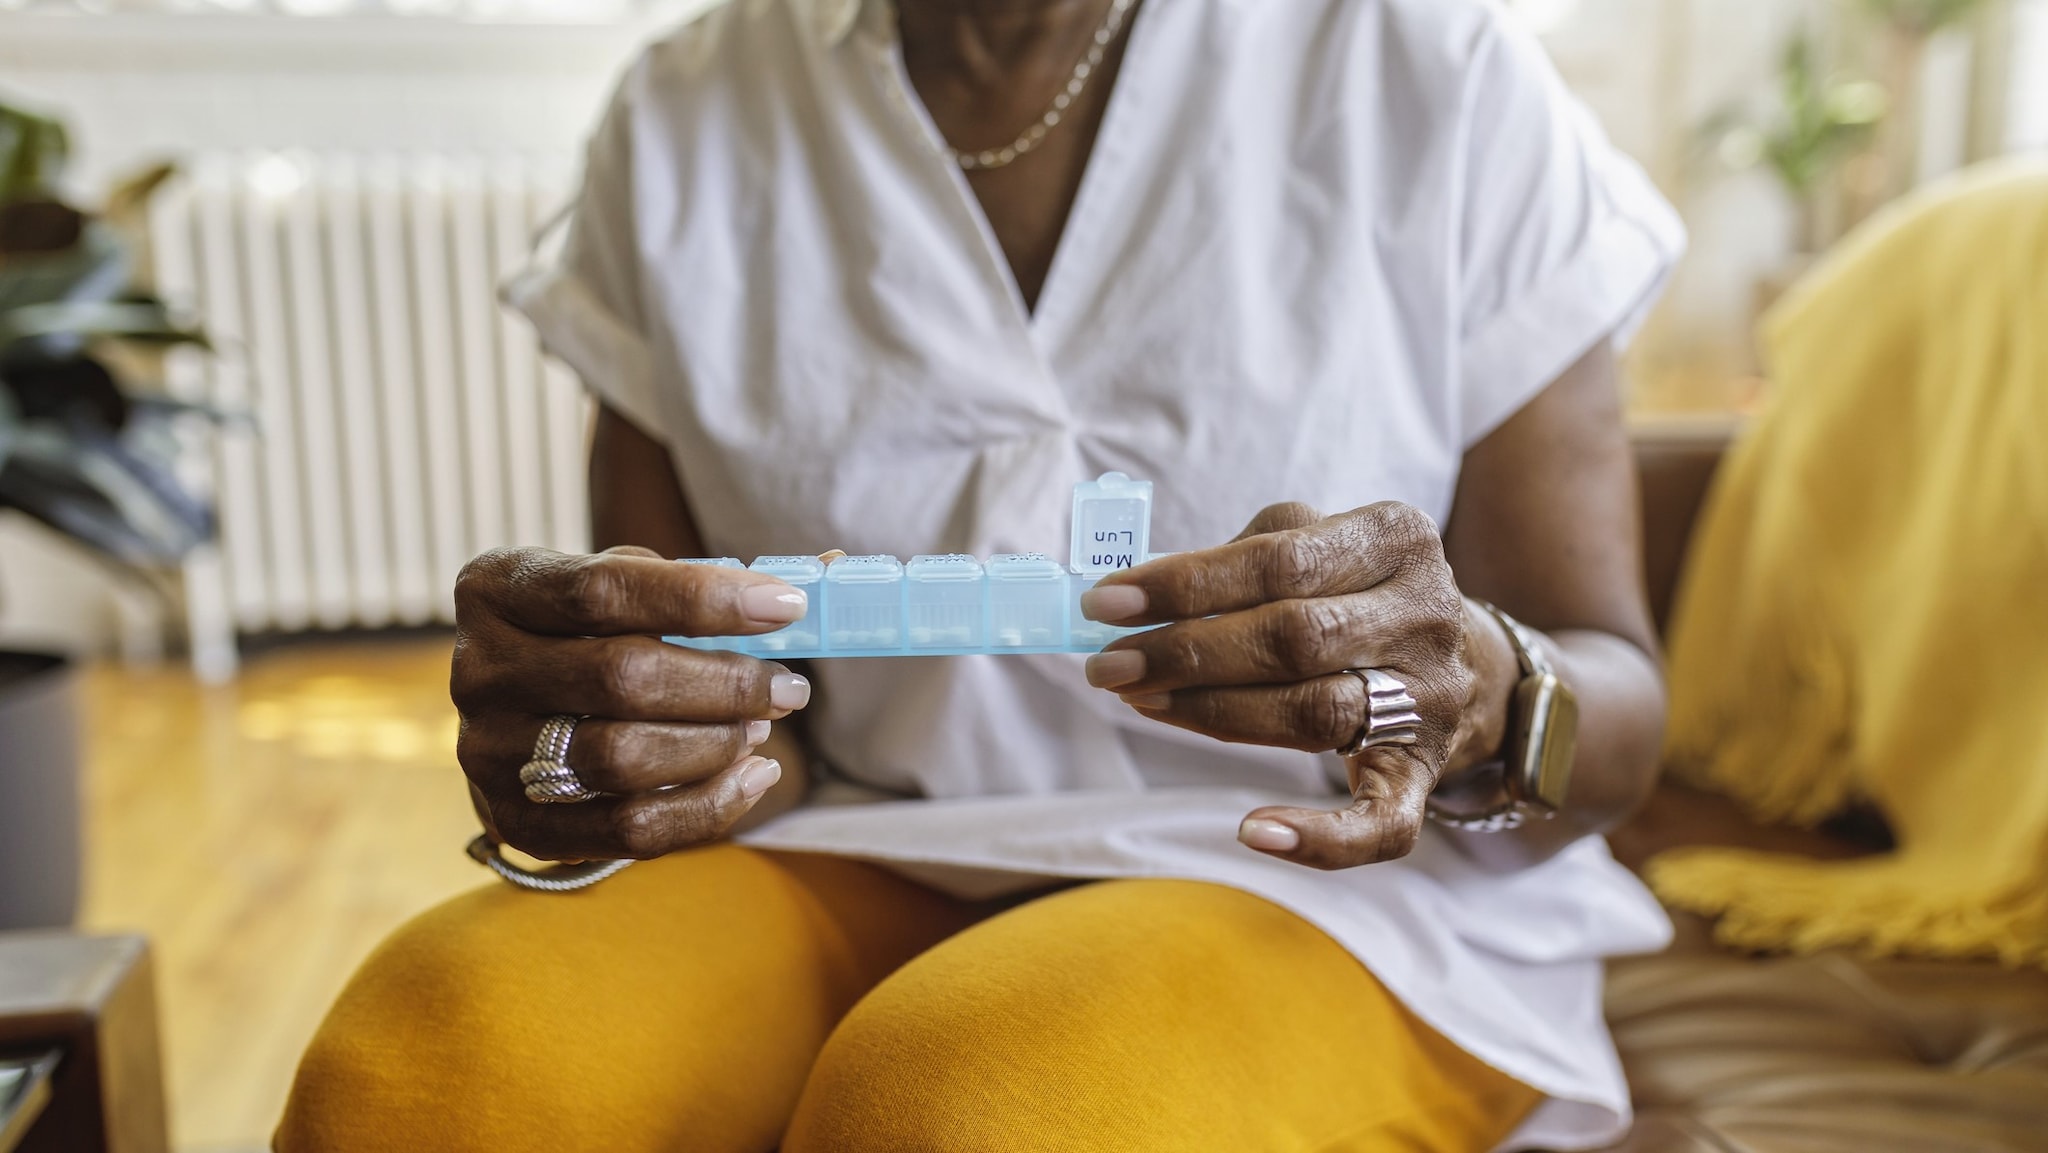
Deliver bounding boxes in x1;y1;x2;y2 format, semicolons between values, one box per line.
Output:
0;933;167;1153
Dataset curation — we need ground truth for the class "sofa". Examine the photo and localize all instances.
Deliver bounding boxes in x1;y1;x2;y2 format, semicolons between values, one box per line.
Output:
1594;423;2048;1153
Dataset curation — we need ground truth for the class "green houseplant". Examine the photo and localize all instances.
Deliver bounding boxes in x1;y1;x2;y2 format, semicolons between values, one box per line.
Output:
1703;31;1889;254
0;95;219;930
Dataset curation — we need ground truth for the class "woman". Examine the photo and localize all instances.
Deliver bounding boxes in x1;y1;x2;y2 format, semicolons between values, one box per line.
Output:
279;0;1683;1148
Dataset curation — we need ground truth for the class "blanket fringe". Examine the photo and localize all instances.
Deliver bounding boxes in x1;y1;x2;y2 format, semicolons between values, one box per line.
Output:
1648;848;2048;968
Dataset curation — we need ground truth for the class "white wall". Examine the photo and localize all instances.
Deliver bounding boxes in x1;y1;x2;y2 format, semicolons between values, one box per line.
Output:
0;11;655;191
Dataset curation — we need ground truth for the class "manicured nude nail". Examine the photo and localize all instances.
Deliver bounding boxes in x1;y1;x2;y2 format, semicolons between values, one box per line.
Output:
1120;691;1171;712
737;757;782;799
741;583;808;624
745;719;771;746
1085;650;1146;689
770;672;812;711
1239;819;1301;852
1079;584;1148;623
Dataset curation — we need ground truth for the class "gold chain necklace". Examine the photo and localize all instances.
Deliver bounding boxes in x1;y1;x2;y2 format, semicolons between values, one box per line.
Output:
927;0;1136;172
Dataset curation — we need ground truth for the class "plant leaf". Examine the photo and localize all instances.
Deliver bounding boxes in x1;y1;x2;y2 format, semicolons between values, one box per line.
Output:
0;424;210;565
0;99;71;206
0;386;16;476
0;354;130;431
103;162;179;226
0;299;211;355
0;222;130;311
128;394;249;427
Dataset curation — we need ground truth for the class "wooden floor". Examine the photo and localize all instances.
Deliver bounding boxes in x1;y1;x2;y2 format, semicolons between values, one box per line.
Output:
77;634;481;1153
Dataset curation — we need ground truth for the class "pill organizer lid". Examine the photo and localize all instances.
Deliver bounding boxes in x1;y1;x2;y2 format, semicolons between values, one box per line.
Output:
824;555;905;582
907;554;985;580
987;553;1066;580
677;557;745;568
749;555;827;580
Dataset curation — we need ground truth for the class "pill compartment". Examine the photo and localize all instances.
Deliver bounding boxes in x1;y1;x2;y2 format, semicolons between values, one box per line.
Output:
1067;570;1122;650
1070;471;1153;576
906;555;986;650
745;555;826;654
987;553;1068;649
823;555;906;652
1066;569;1166;650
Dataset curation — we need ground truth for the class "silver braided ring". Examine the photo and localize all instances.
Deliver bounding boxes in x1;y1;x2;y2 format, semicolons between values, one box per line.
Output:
521;715;598;804
466;835;634;893
1337;669;1422;757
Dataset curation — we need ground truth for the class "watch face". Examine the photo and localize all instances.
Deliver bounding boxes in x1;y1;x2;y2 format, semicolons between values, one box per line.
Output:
1511;673;1578;812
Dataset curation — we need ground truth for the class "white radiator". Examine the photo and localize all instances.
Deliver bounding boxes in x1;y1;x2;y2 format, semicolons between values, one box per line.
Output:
148;151;592;676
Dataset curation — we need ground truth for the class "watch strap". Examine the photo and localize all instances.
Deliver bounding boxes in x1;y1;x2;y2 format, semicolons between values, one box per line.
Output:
1474;599;1552;679
1426;804;1536;832
1425;601;1563;833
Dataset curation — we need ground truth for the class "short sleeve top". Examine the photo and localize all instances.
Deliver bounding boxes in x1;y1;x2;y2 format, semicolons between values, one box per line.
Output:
508;1;1684;1147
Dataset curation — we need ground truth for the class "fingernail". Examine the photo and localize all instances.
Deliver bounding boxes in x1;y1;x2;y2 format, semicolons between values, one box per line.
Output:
745;719;771;746
742;583;808;625
1121;691;1171;712
770;672;812;711
1239;818;1301;852
1080;585;1147;623
1085;649;1146;689
737;756;782;799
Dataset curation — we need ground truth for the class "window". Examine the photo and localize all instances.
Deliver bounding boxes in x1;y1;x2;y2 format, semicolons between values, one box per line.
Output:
2012;0;2048;152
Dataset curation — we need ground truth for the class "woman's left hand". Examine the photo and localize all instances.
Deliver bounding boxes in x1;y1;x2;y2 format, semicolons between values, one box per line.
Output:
1078;502;1509;870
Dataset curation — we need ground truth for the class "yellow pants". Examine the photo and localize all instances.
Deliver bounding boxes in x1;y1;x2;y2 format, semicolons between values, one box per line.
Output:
276;846;1538;1152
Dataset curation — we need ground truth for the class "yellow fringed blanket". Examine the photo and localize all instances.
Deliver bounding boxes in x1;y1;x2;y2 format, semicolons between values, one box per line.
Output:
1649;161;2048;966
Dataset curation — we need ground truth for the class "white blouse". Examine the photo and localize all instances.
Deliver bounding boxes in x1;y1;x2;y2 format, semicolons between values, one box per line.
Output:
509;0;1685;1147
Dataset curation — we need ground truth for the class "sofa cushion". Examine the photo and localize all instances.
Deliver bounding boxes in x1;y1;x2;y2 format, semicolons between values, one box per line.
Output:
1602;948;2048;1153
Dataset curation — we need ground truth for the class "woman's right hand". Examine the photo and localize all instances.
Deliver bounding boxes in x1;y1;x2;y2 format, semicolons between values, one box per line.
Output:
451;545;814;862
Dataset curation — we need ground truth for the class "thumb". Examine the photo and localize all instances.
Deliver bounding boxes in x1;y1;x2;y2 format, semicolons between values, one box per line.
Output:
1237;747;1436;870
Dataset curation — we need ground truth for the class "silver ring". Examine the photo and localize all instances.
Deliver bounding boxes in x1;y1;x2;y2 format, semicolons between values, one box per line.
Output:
1337;669;1422;757
521;715;598;804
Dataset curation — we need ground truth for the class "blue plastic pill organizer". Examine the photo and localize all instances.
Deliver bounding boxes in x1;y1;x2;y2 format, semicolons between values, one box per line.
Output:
665;473;1165;657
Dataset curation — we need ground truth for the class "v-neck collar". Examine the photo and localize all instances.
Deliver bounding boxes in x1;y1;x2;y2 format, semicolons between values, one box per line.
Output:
860;0;1157;356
